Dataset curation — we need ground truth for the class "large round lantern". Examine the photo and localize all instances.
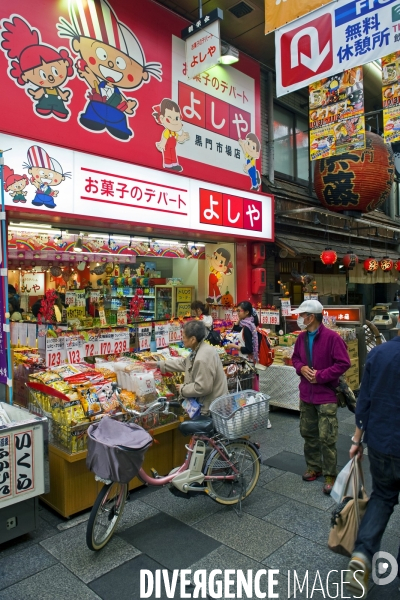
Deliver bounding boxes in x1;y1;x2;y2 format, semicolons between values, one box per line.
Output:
395;259;400;272
314;132;394;214
342;251;359;269
320;248;337;266
364;257;379;273
379;257;394;272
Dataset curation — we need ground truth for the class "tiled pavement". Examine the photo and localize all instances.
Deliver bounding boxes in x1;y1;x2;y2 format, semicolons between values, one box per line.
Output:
1;407;400;599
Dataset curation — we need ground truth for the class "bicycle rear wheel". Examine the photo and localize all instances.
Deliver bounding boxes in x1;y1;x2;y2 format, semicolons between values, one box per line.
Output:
205;440;260;505
86;482;128;551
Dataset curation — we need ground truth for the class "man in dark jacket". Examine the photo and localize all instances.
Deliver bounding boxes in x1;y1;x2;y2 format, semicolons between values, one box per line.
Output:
345;332;400;599
292;300;351;494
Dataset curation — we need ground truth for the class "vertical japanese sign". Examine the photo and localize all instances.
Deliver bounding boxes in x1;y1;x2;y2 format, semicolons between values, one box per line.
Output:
138;324;151;351
281;299;292;317
14;430;34;495
155;323;169;348
0;281;7;384
309;67;365;160
382;51;400;143
0;434;11;499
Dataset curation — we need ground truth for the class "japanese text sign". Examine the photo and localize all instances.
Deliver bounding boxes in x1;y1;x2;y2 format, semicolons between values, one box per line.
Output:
155;323;169;348
169;321;182;343
259;309;280;326
186;20;221;79
176;287;192;302
280;299;292;317
46;337;66;368
276;0;400;97
0;430;35;500
382;50;400;142
265;0;335;34
138;324;151;351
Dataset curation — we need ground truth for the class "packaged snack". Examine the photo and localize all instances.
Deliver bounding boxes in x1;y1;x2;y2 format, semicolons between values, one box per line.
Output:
35;371;62;385
131;372;157;404
77;385;103;417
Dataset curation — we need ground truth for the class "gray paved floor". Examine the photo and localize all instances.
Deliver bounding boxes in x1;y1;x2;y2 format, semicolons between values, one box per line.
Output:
1;406;399;599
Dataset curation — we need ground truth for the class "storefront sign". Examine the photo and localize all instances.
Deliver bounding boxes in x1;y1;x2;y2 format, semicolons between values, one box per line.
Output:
265;0;334;34
46;337;66;368
186;20;221;79
260;309;280;326
155;323;169;348
276;0;400;97
169;321;182;343
0;0;261;193
20;272;44;296
1;133;274;241
285;306;363;324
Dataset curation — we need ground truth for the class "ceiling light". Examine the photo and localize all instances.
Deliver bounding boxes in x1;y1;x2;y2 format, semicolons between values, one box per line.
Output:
219;42;239;65
74;237;83;252
8;226;57;235
17;222;53;229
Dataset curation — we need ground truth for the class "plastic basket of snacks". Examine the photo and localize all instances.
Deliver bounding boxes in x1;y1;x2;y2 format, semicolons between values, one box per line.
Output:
210;390;270;439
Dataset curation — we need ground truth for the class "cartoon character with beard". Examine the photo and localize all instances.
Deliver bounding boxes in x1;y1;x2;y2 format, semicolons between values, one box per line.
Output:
57;0;162;141
24;145;71;209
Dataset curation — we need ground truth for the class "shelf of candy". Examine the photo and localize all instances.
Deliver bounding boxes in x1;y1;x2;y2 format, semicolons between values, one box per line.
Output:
13;349;46;408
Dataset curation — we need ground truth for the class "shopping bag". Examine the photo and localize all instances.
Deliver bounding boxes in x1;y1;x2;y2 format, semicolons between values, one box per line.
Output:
328;457;369;557
331;459;358;504
182;398;201;419
257;327;274;367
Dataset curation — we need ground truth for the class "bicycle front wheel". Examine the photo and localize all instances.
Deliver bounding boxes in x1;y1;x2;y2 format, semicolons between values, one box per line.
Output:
86;482;128;551
205;440;260;505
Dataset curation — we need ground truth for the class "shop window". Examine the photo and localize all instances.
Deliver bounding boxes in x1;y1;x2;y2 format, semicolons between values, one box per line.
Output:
273;105;310;185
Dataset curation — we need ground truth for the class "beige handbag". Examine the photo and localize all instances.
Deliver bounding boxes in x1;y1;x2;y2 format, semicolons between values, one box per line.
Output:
328;457;369;557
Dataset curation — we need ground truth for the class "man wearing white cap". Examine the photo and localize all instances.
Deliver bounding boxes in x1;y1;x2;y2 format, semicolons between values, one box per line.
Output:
291;300;351;495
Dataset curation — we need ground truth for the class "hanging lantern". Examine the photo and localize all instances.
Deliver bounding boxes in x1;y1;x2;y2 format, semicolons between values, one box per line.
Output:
363;257;379;273
342;251;359;269
395;259;400;272
379;257;394;272
314;132;394;214
320;248;337;266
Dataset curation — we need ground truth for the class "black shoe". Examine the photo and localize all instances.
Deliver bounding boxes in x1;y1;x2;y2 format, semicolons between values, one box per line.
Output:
166;164;183;172
80;116;105;131
206;297;213;303
107;126;132;140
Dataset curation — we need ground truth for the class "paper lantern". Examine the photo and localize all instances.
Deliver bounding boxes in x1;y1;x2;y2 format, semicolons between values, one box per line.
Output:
342;251;359;269
314;132;394;214
379;257;393;272
363;257;379;273
320;248;337;266
395;259;400;272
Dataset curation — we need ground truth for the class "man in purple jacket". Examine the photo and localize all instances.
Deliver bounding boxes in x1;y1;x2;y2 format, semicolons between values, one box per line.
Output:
291;300;351;495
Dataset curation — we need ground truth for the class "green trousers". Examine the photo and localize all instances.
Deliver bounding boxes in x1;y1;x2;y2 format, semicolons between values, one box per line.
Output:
300;400;338;477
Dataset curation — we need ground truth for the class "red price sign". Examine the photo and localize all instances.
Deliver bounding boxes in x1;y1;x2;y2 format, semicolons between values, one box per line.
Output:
260;310;280;326
156;336;168;348
99;341;112;355
117;310;127;326
67;348;82;364
65;337;84;364
47;351;63;367
113;338;129;353
155;324;169;349
46;338;65;368
139;336;151;350
169;323;182;343
84;341;99;357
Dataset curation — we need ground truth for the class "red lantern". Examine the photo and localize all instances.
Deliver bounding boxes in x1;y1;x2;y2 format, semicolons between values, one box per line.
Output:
320;248;337;266
314;132;394;214
395;259;400;272
363;257;379;273
379;257;393;272
342;251;359;269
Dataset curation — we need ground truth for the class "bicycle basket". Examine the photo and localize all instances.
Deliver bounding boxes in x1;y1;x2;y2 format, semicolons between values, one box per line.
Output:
86;417;153;483
209;390;270;439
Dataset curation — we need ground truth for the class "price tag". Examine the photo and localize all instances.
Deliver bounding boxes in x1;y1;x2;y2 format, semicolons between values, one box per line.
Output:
224;310;234;322
311;293;319;300
65;336;84;364
84;340;99;357
90;290;100;303
112;335;129;354
155;323;169;348
169;322;182;343
117;309;127;326
176;287;192;302
14;430;34;495
46;337;66;368
67;306;85;320
138;325;151;352
98;308;107;326
0;434;12;500
65;291;76;306
75;291;86;307
260;310;280;326
281;299;291;317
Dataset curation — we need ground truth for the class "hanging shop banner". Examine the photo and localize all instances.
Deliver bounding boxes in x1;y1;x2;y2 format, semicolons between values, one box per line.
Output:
309;67;365;160
276;0;400;97
0;0;261;194
382;51;400;143
0;133;274;241
265;0;335;35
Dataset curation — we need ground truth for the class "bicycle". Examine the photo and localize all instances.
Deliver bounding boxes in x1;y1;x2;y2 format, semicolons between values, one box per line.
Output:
86;385;268;551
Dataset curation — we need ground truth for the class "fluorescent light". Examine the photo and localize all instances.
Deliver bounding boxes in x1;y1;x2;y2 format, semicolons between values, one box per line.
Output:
9;226;58;235
17;222;53;229
219;42;239;66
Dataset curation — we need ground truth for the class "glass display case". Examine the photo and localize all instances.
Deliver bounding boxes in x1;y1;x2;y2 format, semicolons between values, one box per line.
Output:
155;286;173;320
155;285;194;319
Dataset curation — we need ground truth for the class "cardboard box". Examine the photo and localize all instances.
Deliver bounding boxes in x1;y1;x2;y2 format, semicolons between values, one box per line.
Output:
345;364;359;379
345;373;359;390
278;335;295;347
346;339;358;359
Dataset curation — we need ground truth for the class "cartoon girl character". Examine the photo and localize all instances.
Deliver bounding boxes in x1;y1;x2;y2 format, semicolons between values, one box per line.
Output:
206;248;233;305
238;133;261;191
57;0;162;141
24;145;71;209
152;99;189;172
136;262;146;276
3;166;29;203
0;16;74;120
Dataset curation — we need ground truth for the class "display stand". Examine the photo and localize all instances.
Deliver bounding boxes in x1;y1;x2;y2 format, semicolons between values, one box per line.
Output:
40;420;187;518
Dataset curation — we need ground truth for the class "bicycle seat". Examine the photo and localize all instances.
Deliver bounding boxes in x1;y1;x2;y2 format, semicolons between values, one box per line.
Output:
178;416;214;437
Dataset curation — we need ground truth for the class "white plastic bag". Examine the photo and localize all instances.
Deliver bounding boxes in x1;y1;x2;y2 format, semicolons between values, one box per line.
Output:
331;458;361;504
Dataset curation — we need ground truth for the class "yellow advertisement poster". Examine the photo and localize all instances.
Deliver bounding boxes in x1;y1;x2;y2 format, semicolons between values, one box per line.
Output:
309;67;365;160
265;0;334;34
382;52;400;143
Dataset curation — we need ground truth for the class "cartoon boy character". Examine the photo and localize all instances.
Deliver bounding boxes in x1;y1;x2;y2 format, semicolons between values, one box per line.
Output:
1;16;74;120
206;248;232;305
57;0;162;140
152;99;189;172
3;166;29;203
24;145;71;209
238;133;261;191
